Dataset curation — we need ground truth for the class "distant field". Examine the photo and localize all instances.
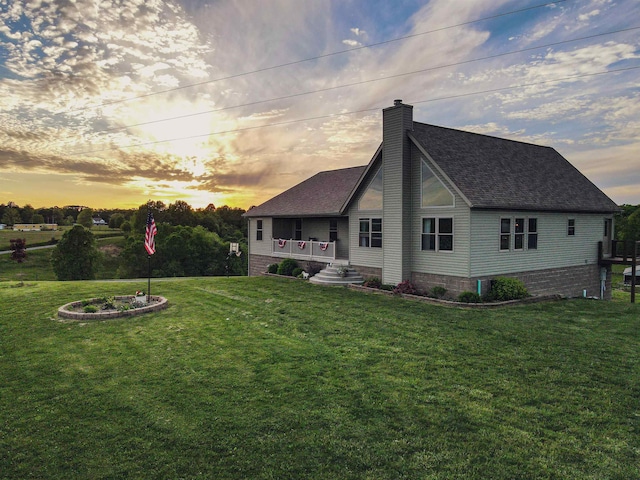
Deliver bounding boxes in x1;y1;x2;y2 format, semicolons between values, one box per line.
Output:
0;225;119;251
0;236;125;282
0;276;638;479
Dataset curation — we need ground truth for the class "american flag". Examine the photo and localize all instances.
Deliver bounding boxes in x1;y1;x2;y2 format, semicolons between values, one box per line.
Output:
144;212;157;255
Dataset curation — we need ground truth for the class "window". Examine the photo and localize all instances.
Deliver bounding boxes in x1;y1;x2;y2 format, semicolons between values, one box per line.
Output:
422;160;454;207
359;168;383;210
359;218;382;248
501;217;538;251
256;219;263;241
329;219;338;242
294;218;302;240
500;218;511;251
371;218;382;248
528;218;538;249
422;217;453;251
514;218;525;250
567;218;575;236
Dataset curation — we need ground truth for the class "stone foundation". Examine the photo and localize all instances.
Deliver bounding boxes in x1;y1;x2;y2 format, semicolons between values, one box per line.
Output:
412;264;612;299
350;265;382;281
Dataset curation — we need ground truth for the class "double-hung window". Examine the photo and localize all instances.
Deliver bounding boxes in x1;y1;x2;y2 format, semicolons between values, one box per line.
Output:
567;218;575;236
422;217;453;251
500;217;538;250
256;219;263;241
359;218;382;248
528;219;538;249
500;218;511;251
514;218;525;250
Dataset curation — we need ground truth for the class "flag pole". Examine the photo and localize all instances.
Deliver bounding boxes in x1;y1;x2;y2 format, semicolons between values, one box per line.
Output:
147;254;151;303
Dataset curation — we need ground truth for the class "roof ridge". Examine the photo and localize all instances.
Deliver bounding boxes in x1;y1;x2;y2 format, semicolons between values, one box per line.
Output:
413;120;553;149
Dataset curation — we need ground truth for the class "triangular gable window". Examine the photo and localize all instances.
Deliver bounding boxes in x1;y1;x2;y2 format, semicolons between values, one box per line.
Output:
359;167;383;210
422;159;454;207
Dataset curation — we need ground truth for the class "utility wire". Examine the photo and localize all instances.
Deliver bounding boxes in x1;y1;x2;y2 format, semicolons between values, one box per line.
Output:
94;26;640;135
58;0;569;115
68;65;640;157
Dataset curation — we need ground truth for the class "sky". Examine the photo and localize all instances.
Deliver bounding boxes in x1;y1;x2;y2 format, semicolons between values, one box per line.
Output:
0;0;639;210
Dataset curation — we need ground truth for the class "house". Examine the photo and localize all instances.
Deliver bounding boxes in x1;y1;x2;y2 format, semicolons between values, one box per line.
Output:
92;217;107;226
244;100;620;299
13;223;58;231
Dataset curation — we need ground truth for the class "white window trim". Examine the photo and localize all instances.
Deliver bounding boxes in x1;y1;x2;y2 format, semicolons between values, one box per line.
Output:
500;216;539;252
421;159;455;209
421;216;454;253
256;219;263;242
567;218;576;237
358;217;382;248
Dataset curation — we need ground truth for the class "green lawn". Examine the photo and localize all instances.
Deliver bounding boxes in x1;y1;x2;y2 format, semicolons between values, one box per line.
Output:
0;236;125;282
1;277;638;479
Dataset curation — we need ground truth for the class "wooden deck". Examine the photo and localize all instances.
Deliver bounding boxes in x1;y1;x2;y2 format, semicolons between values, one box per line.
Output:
599;240;639;303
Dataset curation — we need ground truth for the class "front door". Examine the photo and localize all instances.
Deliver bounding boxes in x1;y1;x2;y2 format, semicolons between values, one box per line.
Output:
603;218;612;256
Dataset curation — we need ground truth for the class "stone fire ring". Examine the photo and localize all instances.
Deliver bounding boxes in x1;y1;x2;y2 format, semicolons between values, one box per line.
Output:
58;295;168;321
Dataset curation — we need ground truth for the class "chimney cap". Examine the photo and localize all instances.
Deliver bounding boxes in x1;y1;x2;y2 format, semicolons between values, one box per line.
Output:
394;99;403;106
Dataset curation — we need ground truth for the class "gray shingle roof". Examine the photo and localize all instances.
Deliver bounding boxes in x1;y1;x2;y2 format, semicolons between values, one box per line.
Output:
244;166;366;217
410;122;619;213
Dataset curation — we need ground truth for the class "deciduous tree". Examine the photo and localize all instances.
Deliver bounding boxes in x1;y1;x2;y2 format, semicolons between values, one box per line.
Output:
51;225;100;280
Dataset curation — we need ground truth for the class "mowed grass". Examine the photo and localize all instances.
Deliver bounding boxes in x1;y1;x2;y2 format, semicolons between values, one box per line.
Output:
0;236;125;282
0;226;118;251
1;277;638;479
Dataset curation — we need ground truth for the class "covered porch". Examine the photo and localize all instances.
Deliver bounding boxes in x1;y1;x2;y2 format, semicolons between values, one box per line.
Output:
270;238;349;264
271;216;350;262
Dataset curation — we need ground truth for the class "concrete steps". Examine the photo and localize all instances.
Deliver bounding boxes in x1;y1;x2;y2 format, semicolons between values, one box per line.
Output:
309;264;364;286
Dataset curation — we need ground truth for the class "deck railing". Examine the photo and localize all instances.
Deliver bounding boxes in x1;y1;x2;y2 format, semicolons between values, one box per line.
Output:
271;239;336;262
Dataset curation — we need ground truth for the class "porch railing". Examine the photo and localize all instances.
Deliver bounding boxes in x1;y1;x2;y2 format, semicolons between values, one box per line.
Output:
271;238;335;262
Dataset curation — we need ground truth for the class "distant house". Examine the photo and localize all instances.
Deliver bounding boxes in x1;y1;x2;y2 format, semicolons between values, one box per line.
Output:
0;223;6;230
245;100;619;299
92;217;107;226
13;223;58;231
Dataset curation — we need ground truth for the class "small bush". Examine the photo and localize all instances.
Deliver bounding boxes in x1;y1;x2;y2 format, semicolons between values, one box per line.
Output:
431;286;447;298
380;284;395;291
277;258;299;276
83;305;98;313
393;280;418;295
267;263;279;274
486;277;529;302
458;291;482;303
292;267;304;278
363;277;382;289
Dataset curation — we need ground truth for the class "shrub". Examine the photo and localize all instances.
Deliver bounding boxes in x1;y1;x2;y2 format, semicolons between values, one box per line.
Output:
458;291;482;303
363;277;382;289
431;286;447;298
292;267;304;278
83;305;98;313
380;284;395;291
277;258;299;276
486;277;529;302
267;263;279;274
393;280;418;295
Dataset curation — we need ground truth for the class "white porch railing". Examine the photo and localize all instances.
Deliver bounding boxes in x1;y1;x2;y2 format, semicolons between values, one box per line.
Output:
271;238;336;262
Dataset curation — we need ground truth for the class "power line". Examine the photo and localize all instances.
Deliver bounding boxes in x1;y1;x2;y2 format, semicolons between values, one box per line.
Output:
58;0;569;116
68;65;640;157
93;26;640;135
